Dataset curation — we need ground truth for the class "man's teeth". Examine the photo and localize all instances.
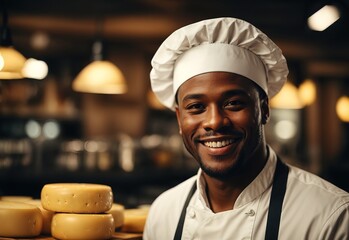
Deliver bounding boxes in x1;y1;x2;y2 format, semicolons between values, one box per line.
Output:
204;139;234;148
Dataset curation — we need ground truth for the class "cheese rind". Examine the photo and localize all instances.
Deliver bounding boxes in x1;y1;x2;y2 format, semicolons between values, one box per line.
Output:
51;213;114;240
25;199;54;235
121;208;149;233
107;203;125;228
0;196;33;202
0;201;42;237
41;183;113;213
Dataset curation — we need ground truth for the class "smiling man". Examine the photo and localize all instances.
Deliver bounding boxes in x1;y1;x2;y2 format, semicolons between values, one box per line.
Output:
143;17;349;240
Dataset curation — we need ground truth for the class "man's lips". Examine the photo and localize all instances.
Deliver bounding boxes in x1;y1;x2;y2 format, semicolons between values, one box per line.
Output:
198;137;241;149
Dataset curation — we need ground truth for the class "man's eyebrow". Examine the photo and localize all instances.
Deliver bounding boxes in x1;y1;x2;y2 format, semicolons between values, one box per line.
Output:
182;94;205;102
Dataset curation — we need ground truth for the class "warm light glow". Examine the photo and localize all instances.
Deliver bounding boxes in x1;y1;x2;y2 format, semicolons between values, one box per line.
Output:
25;120;41;139
0;54;4;70
30;31;50;50
336;96;349;122
72;60;127;94
43;121;60;139
0;46;26;79
22;58;49;79
270;82;304;109
274;120;297;140
299;79;317;106
308;5;340;31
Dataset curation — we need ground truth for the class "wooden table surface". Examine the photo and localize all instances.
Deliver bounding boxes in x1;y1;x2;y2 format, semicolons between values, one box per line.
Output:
0;232;142;240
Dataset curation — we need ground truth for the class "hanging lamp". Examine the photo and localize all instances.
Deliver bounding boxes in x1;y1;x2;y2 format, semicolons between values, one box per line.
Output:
298;79;316;106
270;82;304;109
336;95;349;122
72;35;127;94
0;6;26;79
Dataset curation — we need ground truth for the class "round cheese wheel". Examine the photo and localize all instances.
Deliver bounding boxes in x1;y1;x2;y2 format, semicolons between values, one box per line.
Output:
41;183;113;213
0;201;42;237
51;213;114;240
1;196;33;202
107;203;125;228
121;208;149;233
25;199;54;235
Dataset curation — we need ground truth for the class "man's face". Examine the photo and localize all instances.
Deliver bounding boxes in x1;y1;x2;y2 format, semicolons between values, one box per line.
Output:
175;72;269;180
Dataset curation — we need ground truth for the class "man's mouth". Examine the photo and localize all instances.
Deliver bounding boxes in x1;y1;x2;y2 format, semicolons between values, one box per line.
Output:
203;139;237;148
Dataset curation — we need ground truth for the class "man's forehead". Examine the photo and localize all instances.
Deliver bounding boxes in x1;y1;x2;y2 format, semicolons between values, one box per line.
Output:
177;72;260;98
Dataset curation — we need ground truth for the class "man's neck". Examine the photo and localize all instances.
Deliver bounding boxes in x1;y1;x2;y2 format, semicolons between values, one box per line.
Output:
203;146;269;213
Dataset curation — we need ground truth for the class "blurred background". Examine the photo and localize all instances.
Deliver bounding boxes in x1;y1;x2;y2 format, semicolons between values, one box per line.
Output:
0;0;349;207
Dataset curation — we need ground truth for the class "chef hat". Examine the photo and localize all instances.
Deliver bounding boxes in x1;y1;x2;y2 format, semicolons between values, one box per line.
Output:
150;17;289;111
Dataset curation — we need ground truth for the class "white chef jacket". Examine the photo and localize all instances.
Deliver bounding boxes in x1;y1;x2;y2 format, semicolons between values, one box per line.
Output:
143;146;349;240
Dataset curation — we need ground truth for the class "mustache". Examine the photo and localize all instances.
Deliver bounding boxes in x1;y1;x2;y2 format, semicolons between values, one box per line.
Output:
196;128;243;139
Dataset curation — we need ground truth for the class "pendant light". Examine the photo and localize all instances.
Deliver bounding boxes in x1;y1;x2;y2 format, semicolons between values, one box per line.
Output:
0;6;26;79
336;95;349;122
72;21;127;94
307;5;340;31
298;79;316;106
270;82;304;109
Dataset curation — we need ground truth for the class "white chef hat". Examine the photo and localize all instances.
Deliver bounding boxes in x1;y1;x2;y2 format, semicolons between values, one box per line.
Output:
150;17;289;111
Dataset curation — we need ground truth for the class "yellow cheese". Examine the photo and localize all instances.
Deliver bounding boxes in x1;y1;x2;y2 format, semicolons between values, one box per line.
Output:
25;199;54;235
121;208;149;233
0;201;42;237
107;203;125;228
41;183;113;213
0;196;33;202
51;213;114;240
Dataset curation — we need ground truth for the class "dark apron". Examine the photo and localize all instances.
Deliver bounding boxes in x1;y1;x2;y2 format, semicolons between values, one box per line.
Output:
173;157;289;240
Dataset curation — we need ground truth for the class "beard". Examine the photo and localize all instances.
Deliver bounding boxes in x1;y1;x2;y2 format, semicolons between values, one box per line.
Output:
197;153;246;181
180;118;266;180
183;126;265;181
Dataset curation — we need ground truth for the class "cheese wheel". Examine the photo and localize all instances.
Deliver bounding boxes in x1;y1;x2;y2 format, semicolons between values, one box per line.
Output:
25;199;54;235
52;213;114;240
107;203;125;228
41;183;113;213
121;208;149;233
1;196;33;202
0;201;42;237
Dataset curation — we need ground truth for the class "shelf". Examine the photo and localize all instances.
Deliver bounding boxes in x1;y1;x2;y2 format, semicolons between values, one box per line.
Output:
0;167;198;207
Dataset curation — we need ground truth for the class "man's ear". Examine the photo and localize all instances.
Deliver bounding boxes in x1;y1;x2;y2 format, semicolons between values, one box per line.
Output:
261;97;270;125
175;107;182;135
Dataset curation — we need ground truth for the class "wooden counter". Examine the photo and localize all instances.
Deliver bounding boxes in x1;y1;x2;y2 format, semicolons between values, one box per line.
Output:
0;232;142;240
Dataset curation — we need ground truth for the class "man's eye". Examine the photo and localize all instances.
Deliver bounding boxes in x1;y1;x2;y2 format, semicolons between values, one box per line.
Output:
186;103;205;112
224;100;245;109
226;100;241;106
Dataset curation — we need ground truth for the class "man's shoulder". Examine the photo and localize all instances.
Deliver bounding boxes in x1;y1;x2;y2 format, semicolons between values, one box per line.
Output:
282;164;349;238
287;164;349;208
288;164;349;195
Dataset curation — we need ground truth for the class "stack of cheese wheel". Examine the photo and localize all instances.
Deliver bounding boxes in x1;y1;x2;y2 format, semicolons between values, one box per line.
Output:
0;201;43;237
41;183;115;240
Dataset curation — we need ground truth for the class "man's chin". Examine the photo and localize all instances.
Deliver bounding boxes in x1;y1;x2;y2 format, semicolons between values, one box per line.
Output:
200;162;243;180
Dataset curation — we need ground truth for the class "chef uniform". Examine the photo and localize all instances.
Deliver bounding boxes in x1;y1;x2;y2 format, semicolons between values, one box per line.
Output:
143;17;349;240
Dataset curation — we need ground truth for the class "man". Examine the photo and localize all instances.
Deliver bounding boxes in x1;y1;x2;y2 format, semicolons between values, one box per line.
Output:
143;17;349;240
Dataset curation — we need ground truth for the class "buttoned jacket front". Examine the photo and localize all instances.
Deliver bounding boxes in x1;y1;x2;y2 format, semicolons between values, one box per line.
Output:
143;146;349;240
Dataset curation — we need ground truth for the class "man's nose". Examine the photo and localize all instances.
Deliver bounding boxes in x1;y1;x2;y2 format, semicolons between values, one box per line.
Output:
202;105;230;131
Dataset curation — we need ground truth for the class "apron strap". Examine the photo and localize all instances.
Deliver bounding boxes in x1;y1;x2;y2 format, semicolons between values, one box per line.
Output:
173;157;289;240
265;157;289;240
173;180;197;240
